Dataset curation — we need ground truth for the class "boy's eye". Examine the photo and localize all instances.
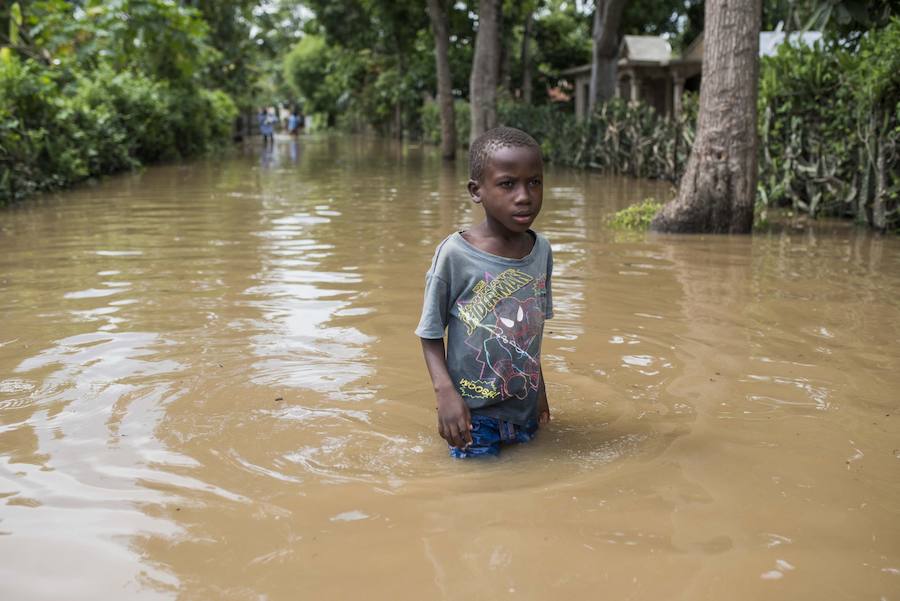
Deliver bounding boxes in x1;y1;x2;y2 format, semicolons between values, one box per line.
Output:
530;178;542;187
498;181;514;189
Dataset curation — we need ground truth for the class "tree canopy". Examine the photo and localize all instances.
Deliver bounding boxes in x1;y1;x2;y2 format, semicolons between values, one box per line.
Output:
2;1;897;227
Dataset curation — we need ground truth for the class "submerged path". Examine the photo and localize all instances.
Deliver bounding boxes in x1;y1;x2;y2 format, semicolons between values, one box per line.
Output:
0;135;898;599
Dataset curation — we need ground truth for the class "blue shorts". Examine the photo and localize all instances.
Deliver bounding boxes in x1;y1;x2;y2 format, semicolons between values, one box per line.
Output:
449;414;540;458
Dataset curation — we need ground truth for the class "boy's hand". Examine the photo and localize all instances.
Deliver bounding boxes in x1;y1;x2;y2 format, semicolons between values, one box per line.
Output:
420;338;472;449
537;366;551;426
538;393;551;426
436;389;472;449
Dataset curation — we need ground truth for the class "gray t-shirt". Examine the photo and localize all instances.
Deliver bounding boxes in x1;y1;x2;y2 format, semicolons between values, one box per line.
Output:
415;231;553;425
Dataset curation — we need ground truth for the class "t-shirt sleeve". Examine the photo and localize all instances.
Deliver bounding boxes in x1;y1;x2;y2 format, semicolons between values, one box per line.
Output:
415;273;450;338
544;245;554;320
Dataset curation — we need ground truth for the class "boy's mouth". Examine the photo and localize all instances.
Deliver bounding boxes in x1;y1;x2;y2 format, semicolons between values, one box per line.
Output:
512;213;534;223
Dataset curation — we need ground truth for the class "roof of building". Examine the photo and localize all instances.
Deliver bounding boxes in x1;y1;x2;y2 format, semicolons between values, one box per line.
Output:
560;35;674;76
559;63;592;77
619;35;672;63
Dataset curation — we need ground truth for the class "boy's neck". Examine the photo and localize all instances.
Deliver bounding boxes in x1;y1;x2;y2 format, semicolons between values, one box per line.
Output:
462;221;535;260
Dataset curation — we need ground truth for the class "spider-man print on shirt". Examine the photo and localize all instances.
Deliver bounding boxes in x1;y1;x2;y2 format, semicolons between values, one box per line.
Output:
456;269;547;402
482;296;543;399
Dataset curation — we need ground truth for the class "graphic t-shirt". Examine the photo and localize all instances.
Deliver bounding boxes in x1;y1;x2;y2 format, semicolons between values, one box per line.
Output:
415;231;553;425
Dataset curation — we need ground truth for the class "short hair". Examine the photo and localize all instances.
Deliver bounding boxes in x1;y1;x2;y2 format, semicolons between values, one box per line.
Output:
469;126;541;182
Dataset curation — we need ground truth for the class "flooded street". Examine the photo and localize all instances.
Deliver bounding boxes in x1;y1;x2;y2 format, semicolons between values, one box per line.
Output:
1;135;898;600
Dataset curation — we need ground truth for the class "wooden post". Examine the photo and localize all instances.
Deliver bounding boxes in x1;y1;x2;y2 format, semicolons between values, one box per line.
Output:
673;75;685;118
664;75;673;118
629;70;640;103
575;75;586;120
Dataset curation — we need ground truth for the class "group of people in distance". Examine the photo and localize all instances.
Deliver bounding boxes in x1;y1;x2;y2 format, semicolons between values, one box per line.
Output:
258;107;305;146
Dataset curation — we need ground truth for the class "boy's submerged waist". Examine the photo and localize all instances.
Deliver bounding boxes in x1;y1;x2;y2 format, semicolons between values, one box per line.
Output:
470;400;539;427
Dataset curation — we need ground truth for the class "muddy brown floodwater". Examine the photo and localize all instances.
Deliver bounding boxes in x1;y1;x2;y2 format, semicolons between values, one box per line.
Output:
0;135;898;600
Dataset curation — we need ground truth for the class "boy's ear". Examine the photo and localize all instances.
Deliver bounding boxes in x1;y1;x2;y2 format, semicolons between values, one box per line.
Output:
467;180;482;204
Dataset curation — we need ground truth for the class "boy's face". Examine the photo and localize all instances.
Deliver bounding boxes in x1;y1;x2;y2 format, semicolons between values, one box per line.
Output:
468;146;543;234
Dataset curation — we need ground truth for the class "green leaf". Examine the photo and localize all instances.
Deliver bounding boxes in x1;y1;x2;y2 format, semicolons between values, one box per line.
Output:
10;2;23;46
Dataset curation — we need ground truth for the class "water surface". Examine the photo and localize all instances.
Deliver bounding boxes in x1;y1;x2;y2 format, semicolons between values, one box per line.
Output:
1;136;898;600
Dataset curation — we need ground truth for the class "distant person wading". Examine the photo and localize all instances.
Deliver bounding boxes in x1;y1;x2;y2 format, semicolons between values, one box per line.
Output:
258;108;275;147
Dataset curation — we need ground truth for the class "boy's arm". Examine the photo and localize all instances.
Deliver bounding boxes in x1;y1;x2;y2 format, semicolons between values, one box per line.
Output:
421;338;472;449
537;363;551;425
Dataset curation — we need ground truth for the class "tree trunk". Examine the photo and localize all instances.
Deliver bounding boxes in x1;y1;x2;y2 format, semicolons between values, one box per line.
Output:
521;9;534;104
651;0;762;234
499;7;511;93
426;0;456;159
856;144;871;227
469;0;501;145
873;120;887;231
588;0;626;115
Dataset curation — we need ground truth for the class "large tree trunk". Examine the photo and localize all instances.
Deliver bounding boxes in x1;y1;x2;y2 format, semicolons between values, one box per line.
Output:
651;0;761;234
521;8;534;104
426;0;456;159
588;0;626;114
469;0;501;145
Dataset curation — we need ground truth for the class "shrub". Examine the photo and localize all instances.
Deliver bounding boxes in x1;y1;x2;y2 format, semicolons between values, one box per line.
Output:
0;55;79;199
758;22;900;230
421;100;440;145
498;97;696;182
608;198;664;230
422;99;471;147
167;86;238;157
0;54;237;204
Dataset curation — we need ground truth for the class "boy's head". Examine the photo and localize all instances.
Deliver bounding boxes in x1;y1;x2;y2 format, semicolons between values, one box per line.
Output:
467;127;544;233
468;127;541;183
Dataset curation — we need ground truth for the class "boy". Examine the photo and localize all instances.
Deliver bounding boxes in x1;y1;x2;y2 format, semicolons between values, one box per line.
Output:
416;127;553;458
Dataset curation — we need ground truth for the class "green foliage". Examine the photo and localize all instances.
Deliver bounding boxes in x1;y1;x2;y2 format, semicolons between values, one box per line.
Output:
498;95;697;181
168;87;238;158
422;99;470;147
799;0;897;45
291;0;437;135
421;101;440;145
20;0;213;86
489;19;897;232
9;3;23;46
283;35;345;118
758;20;900;229
0;0;242;204
621;0;688;37
0;55;236;204
193;0;263;109
532;2;592;75
608;198;664;230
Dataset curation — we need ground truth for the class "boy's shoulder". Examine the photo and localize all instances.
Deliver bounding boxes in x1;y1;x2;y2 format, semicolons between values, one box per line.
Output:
533;230;551;249
436;231;551;279
425;231;465;274
428;230;552;264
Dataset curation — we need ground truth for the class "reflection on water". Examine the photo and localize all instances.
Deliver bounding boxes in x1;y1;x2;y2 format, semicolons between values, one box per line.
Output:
1;135;899;600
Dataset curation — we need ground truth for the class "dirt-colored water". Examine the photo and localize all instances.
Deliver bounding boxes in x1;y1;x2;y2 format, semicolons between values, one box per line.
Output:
1;135;898;600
